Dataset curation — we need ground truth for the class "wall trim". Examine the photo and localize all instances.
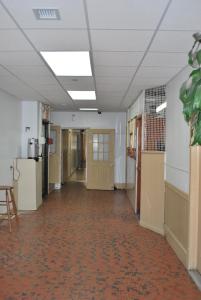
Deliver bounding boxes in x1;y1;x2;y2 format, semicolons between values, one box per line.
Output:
140;220;164;236
165;224;188;267
114;183;126;190
165;181;189;201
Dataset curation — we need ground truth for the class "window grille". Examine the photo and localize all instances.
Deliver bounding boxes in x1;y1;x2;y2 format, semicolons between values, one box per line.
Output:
143;85;166;151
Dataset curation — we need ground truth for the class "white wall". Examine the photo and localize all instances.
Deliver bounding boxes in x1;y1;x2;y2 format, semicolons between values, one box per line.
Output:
51;111;127;184
165;67;190;193
21;101;39;158
128;91;145;120
0;90;21;187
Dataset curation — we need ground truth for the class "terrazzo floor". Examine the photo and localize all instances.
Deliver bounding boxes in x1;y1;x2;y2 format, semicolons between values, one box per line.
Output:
0;182;200;300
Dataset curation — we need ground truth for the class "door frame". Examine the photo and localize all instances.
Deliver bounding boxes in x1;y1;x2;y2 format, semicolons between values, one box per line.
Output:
135;115;142;215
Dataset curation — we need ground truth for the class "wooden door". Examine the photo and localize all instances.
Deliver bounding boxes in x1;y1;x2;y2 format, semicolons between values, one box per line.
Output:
49;125;61;185
86;129;115;190
135;116;142;215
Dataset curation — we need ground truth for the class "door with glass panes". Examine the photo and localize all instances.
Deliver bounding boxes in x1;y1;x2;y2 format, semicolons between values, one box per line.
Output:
86;129;115;190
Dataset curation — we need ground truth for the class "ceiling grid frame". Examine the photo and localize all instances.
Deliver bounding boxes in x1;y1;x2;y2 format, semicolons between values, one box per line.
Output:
0;0;78;109
119;0;173;107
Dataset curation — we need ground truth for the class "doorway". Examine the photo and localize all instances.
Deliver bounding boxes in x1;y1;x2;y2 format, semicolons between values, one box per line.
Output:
135;116;142;216
86;129;115;190
62;129;86;183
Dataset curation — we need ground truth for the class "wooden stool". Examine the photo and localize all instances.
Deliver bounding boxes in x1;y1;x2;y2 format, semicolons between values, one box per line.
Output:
0;186;18;232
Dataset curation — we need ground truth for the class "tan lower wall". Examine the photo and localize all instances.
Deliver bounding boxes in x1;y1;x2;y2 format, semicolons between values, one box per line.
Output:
164;181;189;267
140;152;165;235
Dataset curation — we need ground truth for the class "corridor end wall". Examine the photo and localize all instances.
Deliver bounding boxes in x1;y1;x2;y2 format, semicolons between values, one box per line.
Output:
51;111;127;186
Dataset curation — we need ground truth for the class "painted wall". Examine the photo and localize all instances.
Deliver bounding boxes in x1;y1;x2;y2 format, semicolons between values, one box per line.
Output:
0;90;21;205
51;111;127;184
21;101;39;158
165;67;190;194
0;90;21;184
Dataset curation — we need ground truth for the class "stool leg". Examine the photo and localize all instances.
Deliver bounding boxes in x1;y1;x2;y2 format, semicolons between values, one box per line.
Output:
6;190;12;232
10;189;17;217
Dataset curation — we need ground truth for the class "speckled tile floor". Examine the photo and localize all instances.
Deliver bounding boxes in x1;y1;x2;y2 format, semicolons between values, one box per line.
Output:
0;182;200;300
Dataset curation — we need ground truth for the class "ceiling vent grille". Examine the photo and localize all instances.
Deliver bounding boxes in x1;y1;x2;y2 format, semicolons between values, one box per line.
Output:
33;9;60;20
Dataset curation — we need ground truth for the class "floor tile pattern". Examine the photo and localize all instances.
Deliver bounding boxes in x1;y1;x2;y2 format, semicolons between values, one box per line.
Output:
0;182;200;300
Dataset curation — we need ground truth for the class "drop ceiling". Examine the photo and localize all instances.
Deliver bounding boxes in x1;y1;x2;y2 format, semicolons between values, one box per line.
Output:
0;0;199;111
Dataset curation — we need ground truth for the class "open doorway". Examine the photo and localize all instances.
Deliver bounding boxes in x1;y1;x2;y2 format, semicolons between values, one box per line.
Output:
62;129;86;183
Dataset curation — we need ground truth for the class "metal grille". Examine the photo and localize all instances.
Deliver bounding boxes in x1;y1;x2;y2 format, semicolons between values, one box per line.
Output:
143;85;166;151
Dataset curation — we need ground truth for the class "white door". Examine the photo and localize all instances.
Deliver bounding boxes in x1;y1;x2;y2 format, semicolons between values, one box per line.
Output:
86;129;115;190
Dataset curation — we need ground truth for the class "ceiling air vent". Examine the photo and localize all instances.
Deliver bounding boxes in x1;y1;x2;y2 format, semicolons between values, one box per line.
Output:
33;9;60;20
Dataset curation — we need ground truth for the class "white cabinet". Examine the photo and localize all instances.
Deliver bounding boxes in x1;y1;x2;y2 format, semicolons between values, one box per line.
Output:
15;159;42;210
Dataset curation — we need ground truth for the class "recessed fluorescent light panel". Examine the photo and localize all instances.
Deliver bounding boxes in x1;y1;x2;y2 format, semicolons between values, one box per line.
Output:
68;91;96;100
79;108;98;111
40;51;92;76
156;102;167;113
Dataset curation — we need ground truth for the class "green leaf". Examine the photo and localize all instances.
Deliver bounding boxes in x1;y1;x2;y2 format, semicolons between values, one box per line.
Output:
190;68;201;83
193;84;201;110
196;49;201;65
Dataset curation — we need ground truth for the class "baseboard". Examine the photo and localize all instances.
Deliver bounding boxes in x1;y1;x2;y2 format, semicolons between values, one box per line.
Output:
140;220;164;236
114;183;126;190
165;224;188;267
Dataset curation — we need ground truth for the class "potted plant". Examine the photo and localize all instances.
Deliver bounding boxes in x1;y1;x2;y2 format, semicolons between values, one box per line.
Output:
180;32;201;145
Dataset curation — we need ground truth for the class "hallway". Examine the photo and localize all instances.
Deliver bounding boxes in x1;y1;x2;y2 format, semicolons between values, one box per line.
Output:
68;168;86;182
0;183;200;300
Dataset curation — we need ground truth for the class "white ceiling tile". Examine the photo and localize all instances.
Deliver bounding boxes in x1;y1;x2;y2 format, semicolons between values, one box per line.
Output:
0;30;33;51
133;76;167;87
0;65;13;76
137;66;182;79
35;84;71;101
2;0;87;29
161;0;201;30
0;51;44;66
87;0;169;29
97;91;124;102
7;65;51;77
91;30;153;51
0;76;45;100
24;29;90;51
58;77;95;90
20;75;57;87
93;51;144;67
74;100;99;107
96;77;130;92
95;66;136;78
150;31;195;53
97;84;127;92
142;52;187;67
0;5;17;28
